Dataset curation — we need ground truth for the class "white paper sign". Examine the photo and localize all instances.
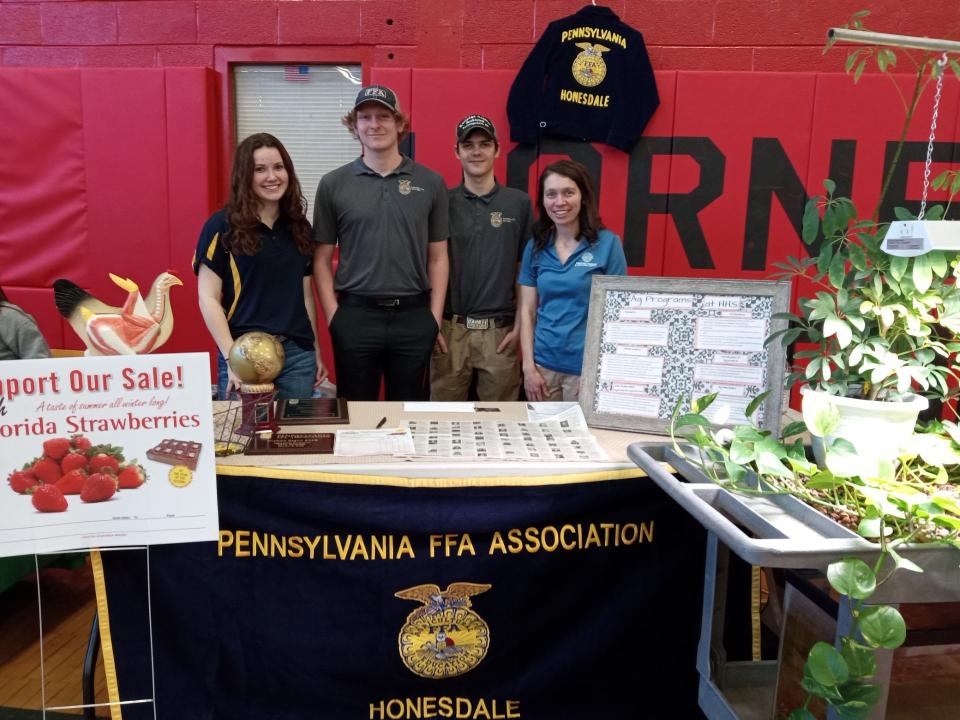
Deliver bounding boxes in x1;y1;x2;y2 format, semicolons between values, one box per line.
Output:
0;353;218;558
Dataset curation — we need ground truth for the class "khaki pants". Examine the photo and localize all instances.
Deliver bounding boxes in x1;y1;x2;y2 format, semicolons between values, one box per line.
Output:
431;319;521;401
537;365;581;402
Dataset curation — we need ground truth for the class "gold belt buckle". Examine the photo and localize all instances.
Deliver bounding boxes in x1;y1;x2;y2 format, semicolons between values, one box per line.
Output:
465;316;489;330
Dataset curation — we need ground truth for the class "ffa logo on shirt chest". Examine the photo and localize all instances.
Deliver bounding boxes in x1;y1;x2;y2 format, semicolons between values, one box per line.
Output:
398;179;425;195
489;212;516;228
572;43;610;87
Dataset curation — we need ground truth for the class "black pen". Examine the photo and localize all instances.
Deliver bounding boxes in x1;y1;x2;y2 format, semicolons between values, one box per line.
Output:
375;416;387;429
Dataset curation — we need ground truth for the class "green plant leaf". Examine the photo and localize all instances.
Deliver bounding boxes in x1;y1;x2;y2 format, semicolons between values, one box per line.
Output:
808;641;850;686
887;546;923;574
802;665;844;701
780;420;808;439
802;198;821;245
827;558;876;599
744;391;769;418
674;413;711;430
890;255;909;281
824;315;853;347
829;252;847;289
840;638;877;678
857;516;884;538
950;58;960;81
913;253;933;293
854;57;867;83
859;605;907;649
837;683;882;718
845;50;859;74
691;392;718;414
787;711;816;720
729;439;756;464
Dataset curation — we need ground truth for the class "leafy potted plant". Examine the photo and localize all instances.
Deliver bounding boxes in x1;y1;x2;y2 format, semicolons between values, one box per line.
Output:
768;17;960;470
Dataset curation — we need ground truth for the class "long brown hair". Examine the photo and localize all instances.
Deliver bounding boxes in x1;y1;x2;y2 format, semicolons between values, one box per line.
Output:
532;159;603;252
224;133;312;256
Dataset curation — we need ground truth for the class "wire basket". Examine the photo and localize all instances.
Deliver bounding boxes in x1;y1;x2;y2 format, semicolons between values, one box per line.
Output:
213;400;248;457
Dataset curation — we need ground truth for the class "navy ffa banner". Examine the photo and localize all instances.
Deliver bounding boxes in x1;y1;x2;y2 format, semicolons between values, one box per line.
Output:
95;469;706;719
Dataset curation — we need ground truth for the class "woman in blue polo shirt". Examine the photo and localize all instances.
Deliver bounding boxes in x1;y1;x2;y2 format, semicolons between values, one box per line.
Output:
194;133;326;399
518;160;627;401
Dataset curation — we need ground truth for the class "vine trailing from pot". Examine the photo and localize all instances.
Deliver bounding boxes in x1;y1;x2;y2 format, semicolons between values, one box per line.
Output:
670;392;960;719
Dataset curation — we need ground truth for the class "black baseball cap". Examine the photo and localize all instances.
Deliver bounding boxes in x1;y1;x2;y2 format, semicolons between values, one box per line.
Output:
353;85;400;113
456;115;497;143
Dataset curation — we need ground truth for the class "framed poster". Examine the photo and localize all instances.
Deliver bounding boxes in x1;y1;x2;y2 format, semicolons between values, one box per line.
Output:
579;277;791;435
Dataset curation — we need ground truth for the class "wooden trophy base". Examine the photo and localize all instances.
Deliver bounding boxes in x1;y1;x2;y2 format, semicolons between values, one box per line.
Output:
236;386;279;436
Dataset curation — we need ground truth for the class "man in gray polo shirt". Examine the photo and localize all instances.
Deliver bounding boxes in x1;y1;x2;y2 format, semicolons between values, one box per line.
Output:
313;85;449;401
431;115;533;401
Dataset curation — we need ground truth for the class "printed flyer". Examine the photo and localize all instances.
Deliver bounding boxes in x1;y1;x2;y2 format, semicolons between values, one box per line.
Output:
0;353;218;558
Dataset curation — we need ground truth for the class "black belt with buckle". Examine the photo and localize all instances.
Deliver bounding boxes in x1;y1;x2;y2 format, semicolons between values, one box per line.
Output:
339;292;430;310
444;313;514;330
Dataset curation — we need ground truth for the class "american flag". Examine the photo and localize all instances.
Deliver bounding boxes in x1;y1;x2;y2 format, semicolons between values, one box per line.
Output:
284;65;310;82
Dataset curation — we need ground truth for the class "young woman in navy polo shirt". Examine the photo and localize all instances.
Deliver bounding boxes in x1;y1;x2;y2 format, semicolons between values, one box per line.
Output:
194;133;327;399
518;160;627;401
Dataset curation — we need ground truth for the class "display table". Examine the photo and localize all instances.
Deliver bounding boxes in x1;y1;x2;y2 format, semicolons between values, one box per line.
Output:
92;402;707;720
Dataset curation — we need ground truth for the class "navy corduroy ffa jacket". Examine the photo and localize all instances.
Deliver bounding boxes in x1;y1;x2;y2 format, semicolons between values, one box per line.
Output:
507;4;659;152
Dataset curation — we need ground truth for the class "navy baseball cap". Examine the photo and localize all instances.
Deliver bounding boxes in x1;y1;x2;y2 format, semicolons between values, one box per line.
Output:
456;115;497;142
354;85;400;113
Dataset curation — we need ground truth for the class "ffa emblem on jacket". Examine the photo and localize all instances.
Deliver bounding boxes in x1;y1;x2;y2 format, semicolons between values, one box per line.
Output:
572;43;610;87
398;179;412;195
395;582;492;679
490;212;503;228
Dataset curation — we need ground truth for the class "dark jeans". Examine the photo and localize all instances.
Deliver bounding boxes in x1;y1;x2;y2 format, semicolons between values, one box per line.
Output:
329;303;438;401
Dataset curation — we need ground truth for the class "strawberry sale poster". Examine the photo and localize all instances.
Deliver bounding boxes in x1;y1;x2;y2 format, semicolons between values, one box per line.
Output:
0;353;218;557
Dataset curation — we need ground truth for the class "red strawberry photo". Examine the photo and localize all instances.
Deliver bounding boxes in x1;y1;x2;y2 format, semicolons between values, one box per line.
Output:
70;434;93;453
61;451;89;474
32;484;68;513
117;462;147;489
31;457;61;485
80;472;118;503
42;437;72;461
56;469;88;495
8;469;39;495
88;444;124;475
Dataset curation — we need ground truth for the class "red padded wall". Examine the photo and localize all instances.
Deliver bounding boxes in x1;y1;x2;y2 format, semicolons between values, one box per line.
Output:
0;69;87;288
663;72;815;279
163;67;220;356
0;66;218;357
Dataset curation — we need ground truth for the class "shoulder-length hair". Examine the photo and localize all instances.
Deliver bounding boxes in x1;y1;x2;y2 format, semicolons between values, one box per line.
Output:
224;133;312;256
531;159;603;253
0;286;8;308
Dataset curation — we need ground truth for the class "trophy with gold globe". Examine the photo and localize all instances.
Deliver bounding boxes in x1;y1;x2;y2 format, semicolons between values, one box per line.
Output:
228;331;285;436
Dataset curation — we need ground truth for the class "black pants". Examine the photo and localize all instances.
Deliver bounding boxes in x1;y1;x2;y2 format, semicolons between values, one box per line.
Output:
329;303;439;401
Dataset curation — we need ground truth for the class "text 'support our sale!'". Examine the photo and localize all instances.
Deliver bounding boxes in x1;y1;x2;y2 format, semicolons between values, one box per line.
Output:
0;353;218;558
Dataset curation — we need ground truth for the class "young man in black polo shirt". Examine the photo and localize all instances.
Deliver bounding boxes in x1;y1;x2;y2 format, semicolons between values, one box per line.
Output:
313;85;449;401
431;115;534;401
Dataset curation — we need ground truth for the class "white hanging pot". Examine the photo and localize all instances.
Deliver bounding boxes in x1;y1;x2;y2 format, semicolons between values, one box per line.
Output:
800;386;928;477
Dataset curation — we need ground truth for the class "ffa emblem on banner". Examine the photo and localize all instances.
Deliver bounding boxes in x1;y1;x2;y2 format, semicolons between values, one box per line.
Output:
490;212;503;228
398;179;412;195
395;582;492;678
572;43;610;87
